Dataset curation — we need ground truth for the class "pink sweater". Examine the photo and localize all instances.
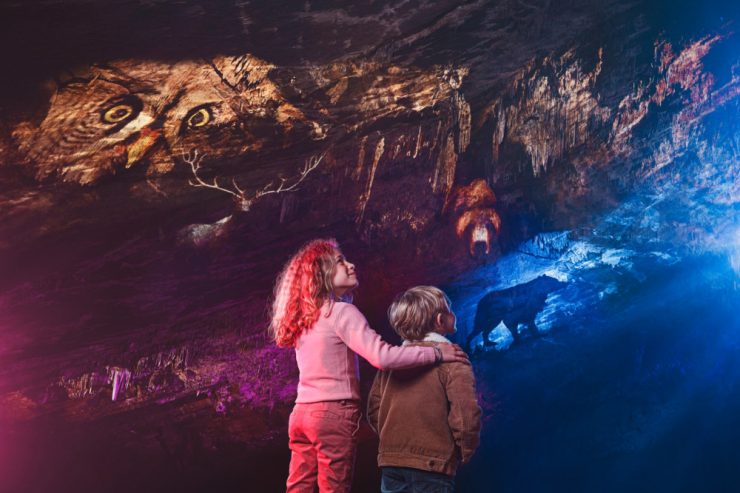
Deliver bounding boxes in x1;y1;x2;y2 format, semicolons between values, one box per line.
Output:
294;302;436;403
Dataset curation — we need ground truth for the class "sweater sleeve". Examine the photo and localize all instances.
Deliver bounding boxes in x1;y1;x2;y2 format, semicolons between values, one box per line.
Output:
334;303;436;370
445;361;482;464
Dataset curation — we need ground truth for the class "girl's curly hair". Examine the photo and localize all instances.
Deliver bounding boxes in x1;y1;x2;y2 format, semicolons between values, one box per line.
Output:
269;238;339;348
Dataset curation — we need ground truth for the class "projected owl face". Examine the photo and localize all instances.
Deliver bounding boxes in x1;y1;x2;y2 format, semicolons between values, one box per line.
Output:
13;55;318;185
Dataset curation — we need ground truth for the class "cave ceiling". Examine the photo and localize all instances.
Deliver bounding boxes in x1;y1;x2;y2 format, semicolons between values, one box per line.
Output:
0;0;738;489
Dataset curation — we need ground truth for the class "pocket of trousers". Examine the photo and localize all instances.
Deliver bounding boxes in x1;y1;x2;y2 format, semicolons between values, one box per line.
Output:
310;410;342;419
349;407;362;438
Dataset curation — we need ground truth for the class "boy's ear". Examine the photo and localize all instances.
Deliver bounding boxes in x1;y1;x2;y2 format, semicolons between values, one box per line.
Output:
435;312;444;329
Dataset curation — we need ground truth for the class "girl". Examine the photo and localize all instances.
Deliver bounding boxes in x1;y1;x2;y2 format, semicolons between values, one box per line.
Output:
270;238;468;493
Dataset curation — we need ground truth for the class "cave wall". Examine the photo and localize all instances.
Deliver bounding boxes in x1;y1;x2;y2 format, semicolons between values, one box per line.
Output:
0;1;738;491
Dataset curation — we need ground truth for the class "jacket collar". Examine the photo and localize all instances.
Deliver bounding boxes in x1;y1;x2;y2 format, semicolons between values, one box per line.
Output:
402;332;451;345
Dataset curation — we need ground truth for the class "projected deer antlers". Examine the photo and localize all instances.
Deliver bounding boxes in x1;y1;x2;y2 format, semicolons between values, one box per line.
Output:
184;150;323;211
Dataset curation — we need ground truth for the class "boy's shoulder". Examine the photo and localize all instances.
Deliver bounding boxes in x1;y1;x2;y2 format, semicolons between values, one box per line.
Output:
407;342;476;379
443;357;477;386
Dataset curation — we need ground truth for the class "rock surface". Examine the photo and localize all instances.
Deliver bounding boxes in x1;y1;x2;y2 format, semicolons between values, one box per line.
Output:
0;1;738;491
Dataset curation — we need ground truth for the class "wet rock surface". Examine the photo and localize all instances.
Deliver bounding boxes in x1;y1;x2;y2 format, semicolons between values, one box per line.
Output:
0;0;738;491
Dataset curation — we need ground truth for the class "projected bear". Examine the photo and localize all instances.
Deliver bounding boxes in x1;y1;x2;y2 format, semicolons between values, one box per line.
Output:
468;275;566;350
449;179;502;257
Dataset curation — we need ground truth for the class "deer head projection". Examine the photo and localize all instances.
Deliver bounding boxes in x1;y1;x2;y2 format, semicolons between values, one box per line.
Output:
184;150;323;212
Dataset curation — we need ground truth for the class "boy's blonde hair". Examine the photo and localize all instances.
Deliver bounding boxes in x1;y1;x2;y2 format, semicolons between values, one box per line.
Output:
388;286;451;341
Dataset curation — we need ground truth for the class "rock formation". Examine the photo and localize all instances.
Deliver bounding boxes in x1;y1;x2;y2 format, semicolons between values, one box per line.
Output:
0;0;737;491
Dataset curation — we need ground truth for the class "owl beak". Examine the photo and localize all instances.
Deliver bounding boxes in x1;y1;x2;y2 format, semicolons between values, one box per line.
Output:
126;128;161;168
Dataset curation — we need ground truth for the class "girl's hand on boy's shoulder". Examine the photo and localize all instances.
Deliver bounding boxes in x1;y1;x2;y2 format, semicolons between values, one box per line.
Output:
438;343;471;365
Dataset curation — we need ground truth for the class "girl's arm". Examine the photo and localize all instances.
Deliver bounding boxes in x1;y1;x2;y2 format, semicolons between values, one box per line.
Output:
334;303;436;370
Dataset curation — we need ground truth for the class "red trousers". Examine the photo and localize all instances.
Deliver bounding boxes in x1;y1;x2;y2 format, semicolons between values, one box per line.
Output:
286;400;362;493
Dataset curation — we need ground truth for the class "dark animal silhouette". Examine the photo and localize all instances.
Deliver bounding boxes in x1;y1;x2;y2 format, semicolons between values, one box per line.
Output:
467;275;566;350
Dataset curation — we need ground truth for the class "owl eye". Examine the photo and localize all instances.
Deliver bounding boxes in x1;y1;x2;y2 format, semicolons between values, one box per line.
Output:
186;106;212;129
102;104;135;124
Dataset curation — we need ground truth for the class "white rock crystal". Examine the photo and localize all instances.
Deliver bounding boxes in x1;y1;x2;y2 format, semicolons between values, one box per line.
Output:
487;321;515;351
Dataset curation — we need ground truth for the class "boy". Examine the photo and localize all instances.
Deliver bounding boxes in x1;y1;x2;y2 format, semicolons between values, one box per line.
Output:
367;286;482;493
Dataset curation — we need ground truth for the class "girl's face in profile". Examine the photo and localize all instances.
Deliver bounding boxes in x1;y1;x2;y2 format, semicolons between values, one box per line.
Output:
331;250;358;297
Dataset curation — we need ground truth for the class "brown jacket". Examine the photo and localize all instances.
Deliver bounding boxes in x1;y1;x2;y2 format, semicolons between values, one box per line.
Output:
367;342;482;476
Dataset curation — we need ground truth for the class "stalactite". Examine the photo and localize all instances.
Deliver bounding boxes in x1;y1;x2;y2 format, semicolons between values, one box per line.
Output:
491;100;506;163
454;92;472;153
109;367;132;402
356;136;385;223
493;47;610;177
57;346;191;402
353;135;368;180
432;133;457;201
413;124;423;159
